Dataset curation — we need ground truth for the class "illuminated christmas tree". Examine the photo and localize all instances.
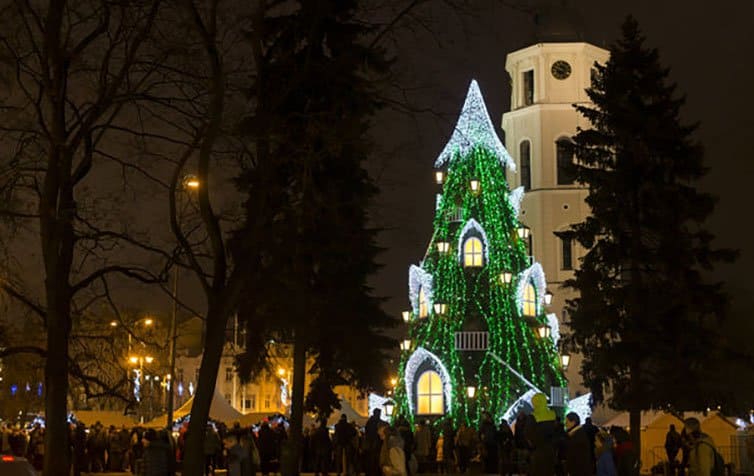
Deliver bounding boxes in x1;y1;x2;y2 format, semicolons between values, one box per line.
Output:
394;80;567;425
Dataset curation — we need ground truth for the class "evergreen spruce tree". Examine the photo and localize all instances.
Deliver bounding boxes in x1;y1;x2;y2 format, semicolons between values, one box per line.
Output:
394;80;566;426
565;16;737;450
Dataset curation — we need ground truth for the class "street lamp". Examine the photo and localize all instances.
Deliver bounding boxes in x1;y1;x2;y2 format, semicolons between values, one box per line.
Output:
390;377;398;387
544;290;553;306
469;179;481;194
537;326;551;339
435;171;445;185
184;175;200;190
516;225;531;240
110;320;118;327
402;311;411;323
499;271;514;285
466;386;476;398
561;354;571;369
384;400;395;417
436;241;450;254
433;303;447;315
277;367;286;377
399;339;412;351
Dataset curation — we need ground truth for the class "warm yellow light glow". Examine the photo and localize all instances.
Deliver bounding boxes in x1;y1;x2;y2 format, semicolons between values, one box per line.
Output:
435;171;445;184
467;386;476;398
110;320;118;327
390;377;398;387
402;311;411;323
433;303;447;315
463;237;483;267
184;175;200;189
436;241;450;254
469;179;480;193
516;225;531;240
417;370;443;415
561;354;571;369
523;284;537;317
500;271;513;285
277;367;286;377
400;339;412;351
144;318;154;326
537;326;551;339
145;356;154;364
129;356;138;365
418;289;428;318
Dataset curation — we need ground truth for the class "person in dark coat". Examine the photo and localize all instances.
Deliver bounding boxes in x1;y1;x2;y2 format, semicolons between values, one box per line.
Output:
665;424;682;469
396;416;414;475
479;412;498;474
312;420;333;476
257;422;277;476
204;424;222;475
610;426;638;476
441;420;456;474
135;429;171;476
72;422;88;476
564;412;593;476
364;409;382;476
334;415;357;476
497;420;515;475
595;431;617;476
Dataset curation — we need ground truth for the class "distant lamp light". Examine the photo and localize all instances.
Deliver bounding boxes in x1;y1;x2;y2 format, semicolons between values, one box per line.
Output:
437;241;450;254
129;356;139;365
184;175;200;189
435;171;445;184
144;318;154;326
466;386;476;398
390;377;398;387
561;354;571;369
537;326;551;339
400;339;412;351
469;179;481;194
277;367;286;377
109;320;118;327
384;400;395;417
433;303;447;315
145;356;154;364
544;290;554;306
402;311;411;323
516;225;531;240
499;271;514;285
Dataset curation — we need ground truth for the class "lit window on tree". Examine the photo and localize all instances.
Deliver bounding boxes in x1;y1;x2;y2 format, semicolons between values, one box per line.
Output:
523;282;537;317
417;370;443;415
419;288;428;317
463;237;484;267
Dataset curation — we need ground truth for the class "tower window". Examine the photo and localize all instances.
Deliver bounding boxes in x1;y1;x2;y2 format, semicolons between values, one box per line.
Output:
523;70;534;106
225;367;233;382
520;140;531;191
556;138;576;185
419;288;428;318
523;283;537;317
416;370;444;415
463;237;483;267
561;236;573;270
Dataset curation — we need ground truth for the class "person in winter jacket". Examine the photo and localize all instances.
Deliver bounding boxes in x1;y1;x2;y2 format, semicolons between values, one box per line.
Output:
595;431;617;476
684;417;716;476
609;426;637;476
525;393;559;476
224;432;253;476
414;420;432;472
563;412;593;476
379;424;406;476
135;429;171;476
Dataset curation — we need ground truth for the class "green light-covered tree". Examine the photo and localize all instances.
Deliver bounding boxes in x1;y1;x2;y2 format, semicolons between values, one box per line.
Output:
564;16;738;455
394;80;566;426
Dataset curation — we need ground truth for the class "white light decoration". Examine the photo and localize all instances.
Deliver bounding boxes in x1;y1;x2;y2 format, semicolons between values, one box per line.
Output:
409;265;434;315
456;219;490;262
502;389;538;423
177;382;184;397
516;262;547;317
436;193;442;211
281;378;289;406
404;347;452;415
435;80;515;172
566;393;593;423
188;381;194;396
546;313;561;346
368;393;392;422
509;186;525;216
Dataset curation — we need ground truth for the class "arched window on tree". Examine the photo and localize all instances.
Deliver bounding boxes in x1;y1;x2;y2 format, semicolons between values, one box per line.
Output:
463;237;483;267
556;137;576;185
522;282;537;317
416;370;444;415
418;288;428;318
520;140;531;191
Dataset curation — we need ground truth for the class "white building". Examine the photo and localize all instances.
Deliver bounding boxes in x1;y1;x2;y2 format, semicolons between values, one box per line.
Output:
501;40;609;393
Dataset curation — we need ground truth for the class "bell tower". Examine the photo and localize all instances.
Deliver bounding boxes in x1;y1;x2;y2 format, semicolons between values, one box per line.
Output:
501;41;608;389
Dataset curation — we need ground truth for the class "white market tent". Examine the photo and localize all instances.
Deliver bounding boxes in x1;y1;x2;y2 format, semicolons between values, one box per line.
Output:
603;411;738;472
304;398;368;427
73;410;138;428
145;388;243;427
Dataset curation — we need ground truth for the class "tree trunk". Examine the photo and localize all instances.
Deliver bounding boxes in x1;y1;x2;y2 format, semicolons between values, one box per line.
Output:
282;330;307;476
43;306;71;476
181;307;230;476
629;408;641;476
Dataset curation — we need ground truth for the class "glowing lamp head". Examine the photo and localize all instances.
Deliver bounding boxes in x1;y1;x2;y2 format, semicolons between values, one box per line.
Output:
435;170;445;184
516;225;531;240
561;354;571;369
436;241;450;254
184;175;200;189
469;179;481;194
433;303;447;315
544;290;554;306
537;326;551;339
277;368;286;377
384;400;395;417
390;377;398;387
466;386;476;398
499;271;513;285
145;356;154;364
129;356;139;365
144;318;154;326
109;320;118;327
399;339;412;351
401;311;411;323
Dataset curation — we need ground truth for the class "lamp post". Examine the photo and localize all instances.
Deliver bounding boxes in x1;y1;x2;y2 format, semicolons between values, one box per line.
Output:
560;354;571;370
401;311;411;323
167;174;200;430
466;386;476;398
384;400;395;417
499;271;513;285
129;355;154;422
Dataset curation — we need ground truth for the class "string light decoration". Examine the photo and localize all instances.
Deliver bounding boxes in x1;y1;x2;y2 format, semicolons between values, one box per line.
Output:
396;80;566;426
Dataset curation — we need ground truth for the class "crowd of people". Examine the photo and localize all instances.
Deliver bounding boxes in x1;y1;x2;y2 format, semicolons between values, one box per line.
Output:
0;397;723;476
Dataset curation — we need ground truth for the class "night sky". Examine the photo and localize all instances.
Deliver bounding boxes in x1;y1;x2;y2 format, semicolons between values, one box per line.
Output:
368;0;754;333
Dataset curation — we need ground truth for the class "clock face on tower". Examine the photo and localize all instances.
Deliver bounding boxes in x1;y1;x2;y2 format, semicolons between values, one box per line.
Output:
551;60;572;80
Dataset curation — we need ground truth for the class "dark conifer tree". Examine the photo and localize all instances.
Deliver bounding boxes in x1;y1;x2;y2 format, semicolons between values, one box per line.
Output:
564;16;737;452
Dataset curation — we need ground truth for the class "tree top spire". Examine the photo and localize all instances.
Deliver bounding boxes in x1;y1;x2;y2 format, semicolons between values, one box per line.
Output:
434;79;515;172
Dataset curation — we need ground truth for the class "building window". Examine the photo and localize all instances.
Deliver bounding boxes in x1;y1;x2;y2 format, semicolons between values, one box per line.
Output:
556;138;576;185
225;393;231;403
561;236;573;270
225;367;233;382
463;237;483;267
416;370;444;415
419;288;428;318
523;70;534;106
264;394;271;409
523;283;537;317
520;140;531;190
